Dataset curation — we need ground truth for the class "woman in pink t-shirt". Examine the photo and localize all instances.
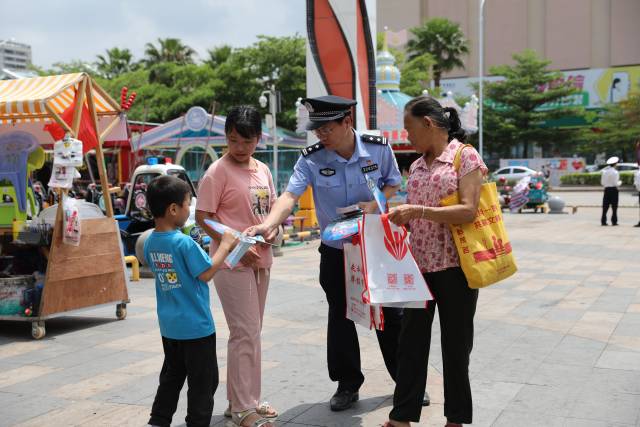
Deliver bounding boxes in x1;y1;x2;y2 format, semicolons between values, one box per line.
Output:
383;96;487;427
195;106;277;427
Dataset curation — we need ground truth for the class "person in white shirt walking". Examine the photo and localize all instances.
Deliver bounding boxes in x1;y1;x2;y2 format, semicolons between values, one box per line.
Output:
601;156;621;226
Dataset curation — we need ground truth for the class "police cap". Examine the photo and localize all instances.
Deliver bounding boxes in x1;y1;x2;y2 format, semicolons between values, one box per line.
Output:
301;95;357;130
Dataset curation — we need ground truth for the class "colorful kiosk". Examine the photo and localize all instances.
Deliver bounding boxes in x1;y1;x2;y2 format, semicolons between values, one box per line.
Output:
0;73;130;339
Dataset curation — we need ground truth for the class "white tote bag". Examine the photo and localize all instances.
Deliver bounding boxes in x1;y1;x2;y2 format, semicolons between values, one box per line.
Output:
344;240;380;329
360;214;433;306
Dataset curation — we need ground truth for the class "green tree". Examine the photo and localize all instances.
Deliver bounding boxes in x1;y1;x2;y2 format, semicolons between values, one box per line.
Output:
210;35;306;129
97;63;222;123
96;47;135;79
406;18;469;88
205;45;233;68
144;38;196;65
376;32;433;96
582;92;640;158
96;35;305;130
483;50;587;158
399;54;435;96
40;60;97;75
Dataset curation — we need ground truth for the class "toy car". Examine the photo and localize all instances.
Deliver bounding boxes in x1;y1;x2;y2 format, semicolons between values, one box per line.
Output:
114;157;209;262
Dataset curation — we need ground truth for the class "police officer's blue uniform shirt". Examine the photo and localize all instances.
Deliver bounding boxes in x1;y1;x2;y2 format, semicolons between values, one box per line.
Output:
286;130;402;249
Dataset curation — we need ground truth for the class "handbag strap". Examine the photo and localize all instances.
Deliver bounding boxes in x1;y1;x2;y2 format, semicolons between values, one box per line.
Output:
452;143;488;183
380;213;408;242
452;143;474;175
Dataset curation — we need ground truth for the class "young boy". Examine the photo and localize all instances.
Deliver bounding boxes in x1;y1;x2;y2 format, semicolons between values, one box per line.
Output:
144;175;237;427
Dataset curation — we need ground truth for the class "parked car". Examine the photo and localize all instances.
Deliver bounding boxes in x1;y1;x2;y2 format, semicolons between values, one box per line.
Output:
585;163;639;173
491;166;538;182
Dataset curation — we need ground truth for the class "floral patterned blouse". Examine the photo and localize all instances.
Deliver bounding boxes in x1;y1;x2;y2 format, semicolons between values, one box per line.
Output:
406;139;488;273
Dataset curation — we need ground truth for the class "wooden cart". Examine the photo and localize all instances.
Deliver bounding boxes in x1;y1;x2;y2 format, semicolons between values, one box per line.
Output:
0;73;129;339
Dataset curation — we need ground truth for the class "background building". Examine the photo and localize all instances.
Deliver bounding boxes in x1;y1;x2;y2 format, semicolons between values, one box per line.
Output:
377;0;640;77
0;40;32;71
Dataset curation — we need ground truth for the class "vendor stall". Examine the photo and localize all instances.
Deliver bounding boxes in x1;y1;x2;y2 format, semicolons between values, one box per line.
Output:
0;72;129;339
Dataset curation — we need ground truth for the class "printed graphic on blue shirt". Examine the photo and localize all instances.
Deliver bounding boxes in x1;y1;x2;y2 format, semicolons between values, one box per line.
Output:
149;251;182;291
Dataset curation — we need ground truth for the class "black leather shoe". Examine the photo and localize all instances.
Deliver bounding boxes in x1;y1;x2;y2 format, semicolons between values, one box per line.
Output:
422;390;430;406
634;223;640;227
330;389;359;411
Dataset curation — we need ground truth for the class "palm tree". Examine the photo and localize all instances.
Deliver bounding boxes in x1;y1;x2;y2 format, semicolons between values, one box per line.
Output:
144;38;196;65
205;45;232;68
406;18;469;88
95;47;134;79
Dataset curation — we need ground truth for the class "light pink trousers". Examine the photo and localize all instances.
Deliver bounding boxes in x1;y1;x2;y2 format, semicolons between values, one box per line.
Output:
213;267;270;412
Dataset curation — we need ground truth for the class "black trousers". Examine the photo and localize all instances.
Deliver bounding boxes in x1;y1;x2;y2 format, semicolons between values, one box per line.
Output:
390;267;478;424
602;187;619;225
149;333;219;427
319;243;402;392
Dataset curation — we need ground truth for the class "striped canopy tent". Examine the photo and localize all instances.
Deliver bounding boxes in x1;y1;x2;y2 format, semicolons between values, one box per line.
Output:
0;72;124;216
0;73;127;145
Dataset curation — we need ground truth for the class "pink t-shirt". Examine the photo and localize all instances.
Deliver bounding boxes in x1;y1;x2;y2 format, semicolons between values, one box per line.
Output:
406;140;488;273
196;155;276;269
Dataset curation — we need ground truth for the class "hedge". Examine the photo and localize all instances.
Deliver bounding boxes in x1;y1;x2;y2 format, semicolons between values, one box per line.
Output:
560;172;636;186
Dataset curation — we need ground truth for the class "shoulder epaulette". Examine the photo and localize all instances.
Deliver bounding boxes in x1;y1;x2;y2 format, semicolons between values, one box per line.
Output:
301;142;324;157
361;134;387;145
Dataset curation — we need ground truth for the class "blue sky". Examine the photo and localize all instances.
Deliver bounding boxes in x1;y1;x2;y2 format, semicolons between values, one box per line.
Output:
0;0;307;67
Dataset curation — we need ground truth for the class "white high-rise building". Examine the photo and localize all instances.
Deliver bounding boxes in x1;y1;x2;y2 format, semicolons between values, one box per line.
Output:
0;40;32;71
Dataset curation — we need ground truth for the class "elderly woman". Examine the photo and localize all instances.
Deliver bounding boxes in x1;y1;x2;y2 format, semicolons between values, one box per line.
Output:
384;96;487;427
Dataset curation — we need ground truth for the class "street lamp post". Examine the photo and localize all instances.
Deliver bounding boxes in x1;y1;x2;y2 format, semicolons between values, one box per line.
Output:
479;0;486;160
259;85;279;192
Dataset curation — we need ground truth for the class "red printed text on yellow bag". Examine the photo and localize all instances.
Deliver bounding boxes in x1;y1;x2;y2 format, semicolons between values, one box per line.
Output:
440;145;517;288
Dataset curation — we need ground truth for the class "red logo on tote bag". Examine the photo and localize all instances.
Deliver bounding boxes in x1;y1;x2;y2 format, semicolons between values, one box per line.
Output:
381;215;409;261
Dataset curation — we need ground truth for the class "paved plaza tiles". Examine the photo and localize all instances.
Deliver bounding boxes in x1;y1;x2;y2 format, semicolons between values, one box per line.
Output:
1;206;639;426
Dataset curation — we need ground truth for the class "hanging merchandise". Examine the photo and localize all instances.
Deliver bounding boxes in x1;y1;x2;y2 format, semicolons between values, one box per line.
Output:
48;165;80;189
53;134;83;167
62;196;81;246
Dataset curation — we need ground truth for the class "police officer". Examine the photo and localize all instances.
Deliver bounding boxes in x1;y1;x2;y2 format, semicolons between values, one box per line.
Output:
601;156;621;226
247;95;415;411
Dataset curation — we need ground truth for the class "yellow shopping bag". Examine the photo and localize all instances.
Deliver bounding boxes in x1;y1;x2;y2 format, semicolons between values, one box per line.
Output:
440;145;517;288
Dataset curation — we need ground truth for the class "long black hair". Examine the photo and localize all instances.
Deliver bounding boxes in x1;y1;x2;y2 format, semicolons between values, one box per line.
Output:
225;105;262;139
404;95;466;142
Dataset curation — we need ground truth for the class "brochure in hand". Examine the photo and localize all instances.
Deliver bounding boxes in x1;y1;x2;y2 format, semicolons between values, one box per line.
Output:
203;219;272;268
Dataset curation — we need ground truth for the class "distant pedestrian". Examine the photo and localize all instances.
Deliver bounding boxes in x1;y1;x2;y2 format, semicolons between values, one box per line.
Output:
541;164;551;180
601;156;621;226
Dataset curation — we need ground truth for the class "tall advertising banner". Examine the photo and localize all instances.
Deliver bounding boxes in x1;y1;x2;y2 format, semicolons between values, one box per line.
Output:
306;0;377;133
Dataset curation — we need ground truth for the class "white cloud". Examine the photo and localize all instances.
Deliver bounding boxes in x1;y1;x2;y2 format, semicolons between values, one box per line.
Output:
0;0;307;67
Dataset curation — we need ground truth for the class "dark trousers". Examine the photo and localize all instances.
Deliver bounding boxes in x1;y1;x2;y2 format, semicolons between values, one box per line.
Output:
390;267;478;424
149;333;219;427
319;243;402;391
602;187;619;225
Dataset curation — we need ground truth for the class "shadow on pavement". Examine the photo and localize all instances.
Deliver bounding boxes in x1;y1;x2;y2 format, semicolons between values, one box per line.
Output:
0;316;120;343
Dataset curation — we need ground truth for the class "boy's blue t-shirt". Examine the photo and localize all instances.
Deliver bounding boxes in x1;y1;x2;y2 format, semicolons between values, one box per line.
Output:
144;230;214;340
